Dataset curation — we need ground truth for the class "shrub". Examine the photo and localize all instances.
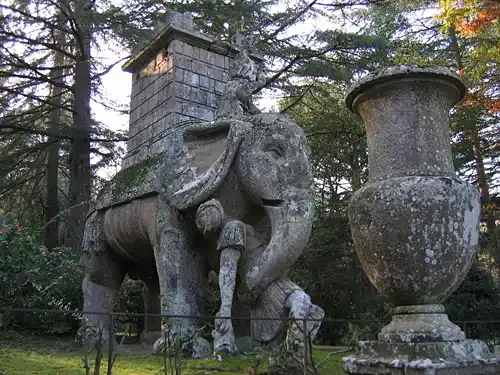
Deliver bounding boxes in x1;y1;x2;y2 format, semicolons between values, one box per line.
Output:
114;276;145;335
0;210;82;334
446;265;500;347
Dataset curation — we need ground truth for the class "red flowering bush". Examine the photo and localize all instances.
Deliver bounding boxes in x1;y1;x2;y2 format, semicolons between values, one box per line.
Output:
0;210;82;334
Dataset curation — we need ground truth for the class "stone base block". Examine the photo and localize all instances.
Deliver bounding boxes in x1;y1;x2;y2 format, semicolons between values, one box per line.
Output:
379;305;465;343
343;340;500;374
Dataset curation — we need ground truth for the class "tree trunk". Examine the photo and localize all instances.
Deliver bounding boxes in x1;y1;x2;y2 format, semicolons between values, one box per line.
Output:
470;127;495;231
66;0;92;252
44;15;65;250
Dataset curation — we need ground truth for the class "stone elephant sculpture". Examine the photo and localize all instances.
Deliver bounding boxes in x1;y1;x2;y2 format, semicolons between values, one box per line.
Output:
79;113;323;357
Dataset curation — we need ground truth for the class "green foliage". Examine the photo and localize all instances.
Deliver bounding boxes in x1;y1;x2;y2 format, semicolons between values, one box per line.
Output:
283;82;384;345
0;210;82;334
446;265;500;347
174;0;278;40
339;293;390;348
114;277;145;334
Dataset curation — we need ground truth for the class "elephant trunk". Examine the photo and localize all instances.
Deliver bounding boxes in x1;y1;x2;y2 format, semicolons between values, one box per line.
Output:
238;188;314;303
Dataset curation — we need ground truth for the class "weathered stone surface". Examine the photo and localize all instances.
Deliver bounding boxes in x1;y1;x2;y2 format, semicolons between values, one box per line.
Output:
349;175;479;306
195;198;224;238
213;242;242;353
344;66;498;374
346;66;477;309
94;153;163;211
378;305;465;343
346;66;465;181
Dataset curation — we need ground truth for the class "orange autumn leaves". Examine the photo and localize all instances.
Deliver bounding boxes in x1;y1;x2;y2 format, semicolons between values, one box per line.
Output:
440;0;499;113
462;88;500;113
441;0;500;36
455;7;500;37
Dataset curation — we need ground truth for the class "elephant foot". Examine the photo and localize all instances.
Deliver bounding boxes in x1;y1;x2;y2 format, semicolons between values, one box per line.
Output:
153;334;211;359
213;315;238;354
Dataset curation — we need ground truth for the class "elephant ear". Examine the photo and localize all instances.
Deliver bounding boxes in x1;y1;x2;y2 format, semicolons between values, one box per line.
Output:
164;119;251;211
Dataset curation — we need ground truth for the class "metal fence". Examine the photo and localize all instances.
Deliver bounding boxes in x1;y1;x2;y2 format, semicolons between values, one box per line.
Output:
1;307;500;375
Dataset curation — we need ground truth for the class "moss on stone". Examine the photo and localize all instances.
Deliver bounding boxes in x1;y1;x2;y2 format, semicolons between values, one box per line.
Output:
98;154;163;203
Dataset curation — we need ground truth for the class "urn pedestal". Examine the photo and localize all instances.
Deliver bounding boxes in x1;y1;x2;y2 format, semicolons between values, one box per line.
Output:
342;66;500;374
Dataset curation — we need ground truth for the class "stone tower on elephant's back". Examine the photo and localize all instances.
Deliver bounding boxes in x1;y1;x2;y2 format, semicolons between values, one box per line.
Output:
121;12;261;168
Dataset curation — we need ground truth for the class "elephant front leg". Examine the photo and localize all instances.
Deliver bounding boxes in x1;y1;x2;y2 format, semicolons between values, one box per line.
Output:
213;221;245;354
153;214;210;358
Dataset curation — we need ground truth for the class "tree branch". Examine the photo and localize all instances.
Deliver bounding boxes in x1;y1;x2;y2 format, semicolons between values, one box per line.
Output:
280;79;318;113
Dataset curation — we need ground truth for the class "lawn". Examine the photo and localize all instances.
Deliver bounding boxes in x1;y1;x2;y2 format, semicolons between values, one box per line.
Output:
0;332;348;375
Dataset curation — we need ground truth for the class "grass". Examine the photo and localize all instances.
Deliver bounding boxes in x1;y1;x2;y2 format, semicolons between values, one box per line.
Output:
0;331;348;375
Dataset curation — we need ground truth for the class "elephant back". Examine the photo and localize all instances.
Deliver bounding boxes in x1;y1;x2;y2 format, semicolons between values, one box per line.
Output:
95;153;165;211
93;120;205;212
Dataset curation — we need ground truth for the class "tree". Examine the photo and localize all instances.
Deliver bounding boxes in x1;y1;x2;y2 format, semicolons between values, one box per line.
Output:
65;0;93;251
440;0;500;235
0;0;128;249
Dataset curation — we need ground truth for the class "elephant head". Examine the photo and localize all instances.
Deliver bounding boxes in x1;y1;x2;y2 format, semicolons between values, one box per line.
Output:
164;113;315;303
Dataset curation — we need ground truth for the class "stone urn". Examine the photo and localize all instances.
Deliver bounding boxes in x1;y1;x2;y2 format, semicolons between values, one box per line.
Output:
346;66;481;344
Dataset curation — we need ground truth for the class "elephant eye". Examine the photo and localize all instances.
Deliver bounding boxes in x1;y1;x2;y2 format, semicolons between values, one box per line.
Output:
265;146;284;160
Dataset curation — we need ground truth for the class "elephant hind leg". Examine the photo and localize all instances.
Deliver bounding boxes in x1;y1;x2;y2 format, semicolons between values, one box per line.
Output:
79;241;126;347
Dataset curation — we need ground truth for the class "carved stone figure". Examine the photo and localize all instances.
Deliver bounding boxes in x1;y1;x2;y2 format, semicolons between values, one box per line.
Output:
216;35;266;119
80;113;323;356
79;43;322;358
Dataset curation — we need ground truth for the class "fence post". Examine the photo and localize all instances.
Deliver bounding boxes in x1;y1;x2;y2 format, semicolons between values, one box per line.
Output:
107;313;114;375
163;329;168;375
303;318;308;375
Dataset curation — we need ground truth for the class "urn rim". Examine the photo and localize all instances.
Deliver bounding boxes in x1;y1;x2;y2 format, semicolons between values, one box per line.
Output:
345;65;466;114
